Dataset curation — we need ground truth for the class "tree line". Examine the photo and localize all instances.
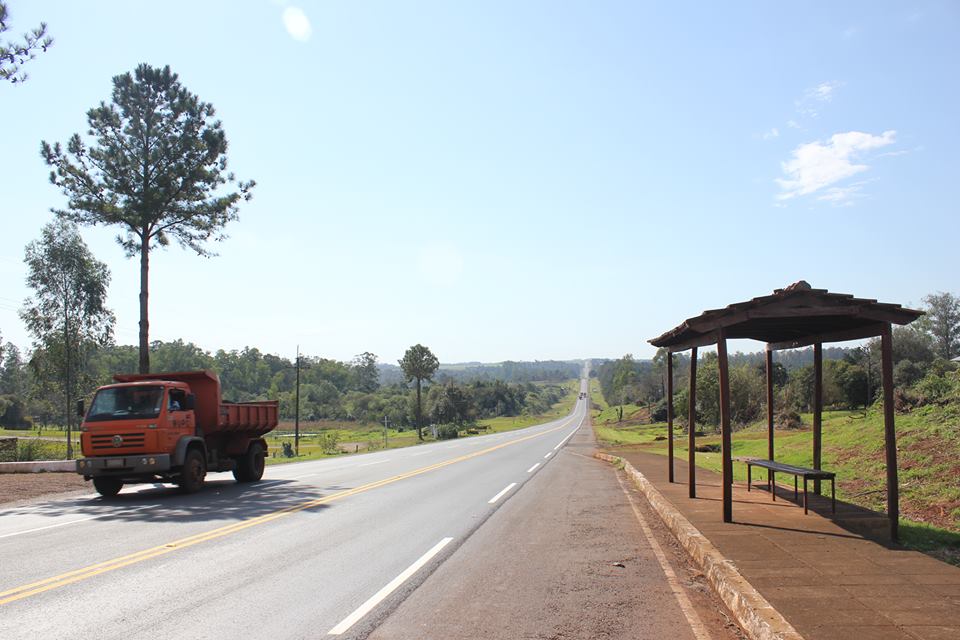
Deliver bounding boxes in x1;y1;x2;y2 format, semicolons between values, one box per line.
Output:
0;336;569;435
595;291;960;429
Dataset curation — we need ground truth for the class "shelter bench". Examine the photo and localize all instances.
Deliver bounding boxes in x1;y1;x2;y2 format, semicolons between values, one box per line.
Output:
736;457;835;515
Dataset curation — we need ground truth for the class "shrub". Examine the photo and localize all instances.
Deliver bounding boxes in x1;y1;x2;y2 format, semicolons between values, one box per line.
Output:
777;410;804;430
436;424;459;440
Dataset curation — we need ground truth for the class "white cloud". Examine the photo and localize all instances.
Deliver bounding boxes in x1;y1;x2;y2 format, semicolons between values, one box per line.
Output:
282;7;312;42
809;81;841;102
786;119;800;129
794;81;844;119
762;127;780;140
775;130;896;201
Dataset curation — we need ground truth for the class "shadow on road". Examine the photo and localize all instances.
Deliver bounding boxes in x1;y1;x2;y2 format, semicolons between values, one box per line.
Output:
0;478;334;525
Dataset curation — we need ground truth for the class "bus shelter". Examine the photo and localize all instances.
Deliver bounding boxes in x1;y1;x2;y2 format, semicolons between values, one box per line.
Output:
648;281;922;541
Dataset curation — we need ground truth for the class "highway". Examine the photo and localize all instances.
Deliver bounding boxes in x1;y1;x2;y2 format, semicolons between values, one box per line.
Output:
0;378;729;639
0;383;587;638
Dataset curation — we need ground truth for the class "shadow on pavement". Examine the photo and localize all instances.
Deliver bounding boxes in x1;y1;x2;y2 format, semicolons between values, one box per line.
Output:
0;478;334;525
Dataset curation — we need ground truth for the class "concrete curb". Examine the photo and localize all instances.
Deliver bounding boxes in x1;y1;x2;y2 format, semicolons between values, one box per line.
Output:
595;452;804;640
0;460;75;473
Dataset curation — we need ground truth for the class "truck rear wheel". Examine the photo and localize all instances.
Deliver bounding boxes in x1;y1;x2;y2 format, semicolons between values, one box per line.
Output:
93;477;123;497
178;448;206;493
233;442;265;483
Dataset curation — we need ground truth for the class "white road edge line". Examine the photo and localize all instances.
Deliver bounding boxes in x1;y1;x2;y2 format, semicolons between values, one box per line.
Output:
487;482;517;504
526;463;540;473
544;452;552;459
614;472;711;640
358;459;390;467
327;536;454;635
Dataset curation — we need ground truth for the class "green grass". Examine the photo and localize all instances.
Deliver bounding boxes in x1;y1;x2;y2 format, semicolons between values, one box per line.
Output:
589;378;608;411
595;406;960;564
264;379;581;465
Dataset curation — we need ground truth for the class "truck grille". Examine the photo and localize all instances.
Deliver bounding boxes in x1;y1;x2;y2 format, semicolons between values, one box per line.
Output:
90;433;146;450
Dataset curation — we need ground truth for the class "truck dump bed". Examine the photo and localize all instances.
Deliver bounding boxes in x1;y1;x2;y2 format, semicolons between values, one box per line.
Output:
113;370;279;437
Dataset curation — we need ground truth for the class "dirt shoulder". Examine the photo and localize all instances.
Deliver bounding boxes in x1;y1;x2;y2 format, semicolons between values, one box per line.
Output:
0;473;89;504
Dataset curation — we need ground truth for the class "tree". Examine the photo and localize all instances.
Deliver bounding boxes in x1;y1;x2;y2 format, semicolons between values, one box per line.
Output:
0;2;52;84
20;220;114;457
399;344;439;440
42;64;254;374
351;352;380;393
923;292;960;360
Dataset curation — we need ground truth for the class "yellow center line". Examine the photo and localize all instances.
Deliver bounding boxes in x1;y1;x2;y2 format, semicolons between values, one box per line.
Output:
0;412;581;606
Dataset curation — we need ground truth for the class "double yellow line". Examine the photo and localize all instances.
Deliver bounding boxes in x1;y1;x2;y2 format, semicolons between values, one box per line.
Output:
0;413;580;606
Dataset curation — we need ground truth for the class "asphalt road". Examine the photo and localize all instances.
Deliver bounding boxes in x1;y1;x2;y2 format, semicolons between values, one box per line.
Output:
0;379;730;639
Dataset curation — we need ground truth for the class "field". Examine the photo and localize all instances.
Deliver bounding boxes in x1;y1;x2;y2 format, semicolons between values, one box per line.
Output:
593;402;960;564
263;379;580;465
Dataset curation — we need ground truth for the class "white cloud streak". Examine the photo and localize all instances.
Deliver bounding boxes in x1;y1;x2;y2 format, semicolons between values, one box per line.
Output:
776;130;896;201
282;6;312;42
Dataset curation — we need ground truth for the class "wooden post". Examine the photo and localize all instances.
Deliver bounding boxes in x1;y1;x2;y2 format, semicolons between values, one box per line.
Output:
881;324;899;542
717;330;733;523
667;352;674;483
765;347;774;461
688;347;698;499
813;342;823;495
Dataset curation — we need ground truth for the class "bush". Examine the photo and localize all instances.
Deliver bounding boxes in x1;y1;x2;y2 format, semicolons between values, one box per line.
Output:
777;410;804;430
317;430;341;454
436;424;459;440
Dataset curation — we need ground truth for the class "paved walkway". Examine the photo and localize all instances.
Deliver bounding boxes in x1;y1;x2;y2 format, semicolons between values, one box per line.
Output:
612;448;960;640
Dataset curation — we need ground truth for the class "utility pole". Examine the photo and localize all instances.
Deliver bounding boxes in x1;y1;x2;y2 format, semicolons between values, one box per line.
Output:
383;415;389;449
295;345;301;457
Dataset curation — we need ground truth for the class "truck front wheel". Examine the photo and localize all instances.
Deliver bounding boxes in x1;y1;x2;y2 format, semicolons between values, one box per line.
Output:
93;477;123;497
233;442;265;483
178;448;206;493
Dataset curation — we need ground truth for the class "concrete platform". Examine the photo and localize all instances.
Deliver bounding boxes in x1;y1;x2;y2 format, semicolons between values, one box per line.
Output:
611;448;960;640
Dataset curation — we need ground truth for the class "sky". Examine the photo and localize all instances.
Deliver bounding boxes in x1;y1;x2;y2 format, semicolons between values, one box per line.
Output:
1;1;958;364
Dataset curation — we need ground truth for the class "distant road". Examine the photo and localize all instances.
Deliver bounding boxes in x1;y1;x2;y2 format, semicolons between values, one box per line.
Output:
0;378;729;639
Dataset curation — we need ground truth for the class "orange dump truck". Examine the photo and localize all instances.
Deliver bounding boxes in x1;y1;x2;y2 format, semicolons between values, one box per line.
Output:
76;370;279;497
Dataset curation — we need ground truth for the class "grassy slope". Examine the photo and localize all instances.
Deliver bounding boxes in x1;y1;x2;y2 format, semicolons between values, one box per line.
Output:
594;404;960;564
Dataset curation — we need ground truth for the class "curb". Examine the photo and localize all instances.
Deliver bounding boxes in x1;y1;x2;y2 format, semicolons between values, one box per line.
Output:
595;452;804;640
0;460;75;473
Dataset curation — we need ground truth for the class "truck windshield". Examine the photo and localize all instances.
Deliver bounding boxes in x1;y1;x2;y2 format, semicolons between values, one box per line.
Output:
87;386;164;421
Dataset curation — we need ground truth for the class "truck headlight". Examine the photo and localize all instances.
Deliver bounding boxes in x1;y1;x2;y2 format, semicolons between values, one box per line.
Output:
140;458;148;465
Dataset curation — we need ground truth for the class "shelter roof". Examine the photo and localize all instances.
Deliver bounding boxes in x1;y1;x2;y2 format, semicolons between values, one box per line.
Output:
649;281;923;352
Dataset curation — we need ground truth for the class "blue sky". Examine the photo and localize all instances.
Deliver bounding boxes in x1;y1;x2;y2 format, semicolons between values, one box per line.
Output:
1;1;957;364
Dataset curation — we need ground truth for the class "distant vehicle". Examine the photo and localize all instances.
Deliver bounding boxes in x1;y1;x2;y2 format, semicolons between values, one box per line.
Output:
76;370;279;497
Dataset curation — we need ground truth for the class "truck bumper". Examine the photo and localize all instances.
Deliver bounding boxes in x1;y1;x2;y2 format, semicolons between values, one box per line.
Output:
76;454;172;476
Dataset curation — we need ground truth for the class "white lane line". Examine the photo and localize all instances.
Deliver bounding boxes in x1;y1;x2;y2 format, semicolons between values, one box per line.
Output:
615;472;711;640
487;482;517;504
0;517;99;540
358;459;390;467
257;479;286;487
411;451;431;457
552;428;579;451
328;537;454;635
526;463;540;473
544;452;552;459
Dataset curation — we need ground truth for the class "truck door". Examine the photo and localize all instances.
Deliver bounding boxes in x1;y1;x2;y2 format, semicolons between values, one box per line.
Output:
166;389;196;444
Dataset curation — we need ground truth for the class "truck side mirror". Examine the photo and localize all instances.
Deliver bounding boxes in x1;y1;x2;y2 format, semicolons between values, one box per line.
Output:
185;394;196;410
76;400;85;417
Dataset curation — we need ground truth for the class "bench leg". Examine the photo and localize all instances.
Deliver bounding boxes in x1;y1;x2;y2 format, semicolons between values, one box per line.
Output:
831;477;836;514
803;477;808;514
747;464;751;492
794;475;798;500
771;471;776;501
